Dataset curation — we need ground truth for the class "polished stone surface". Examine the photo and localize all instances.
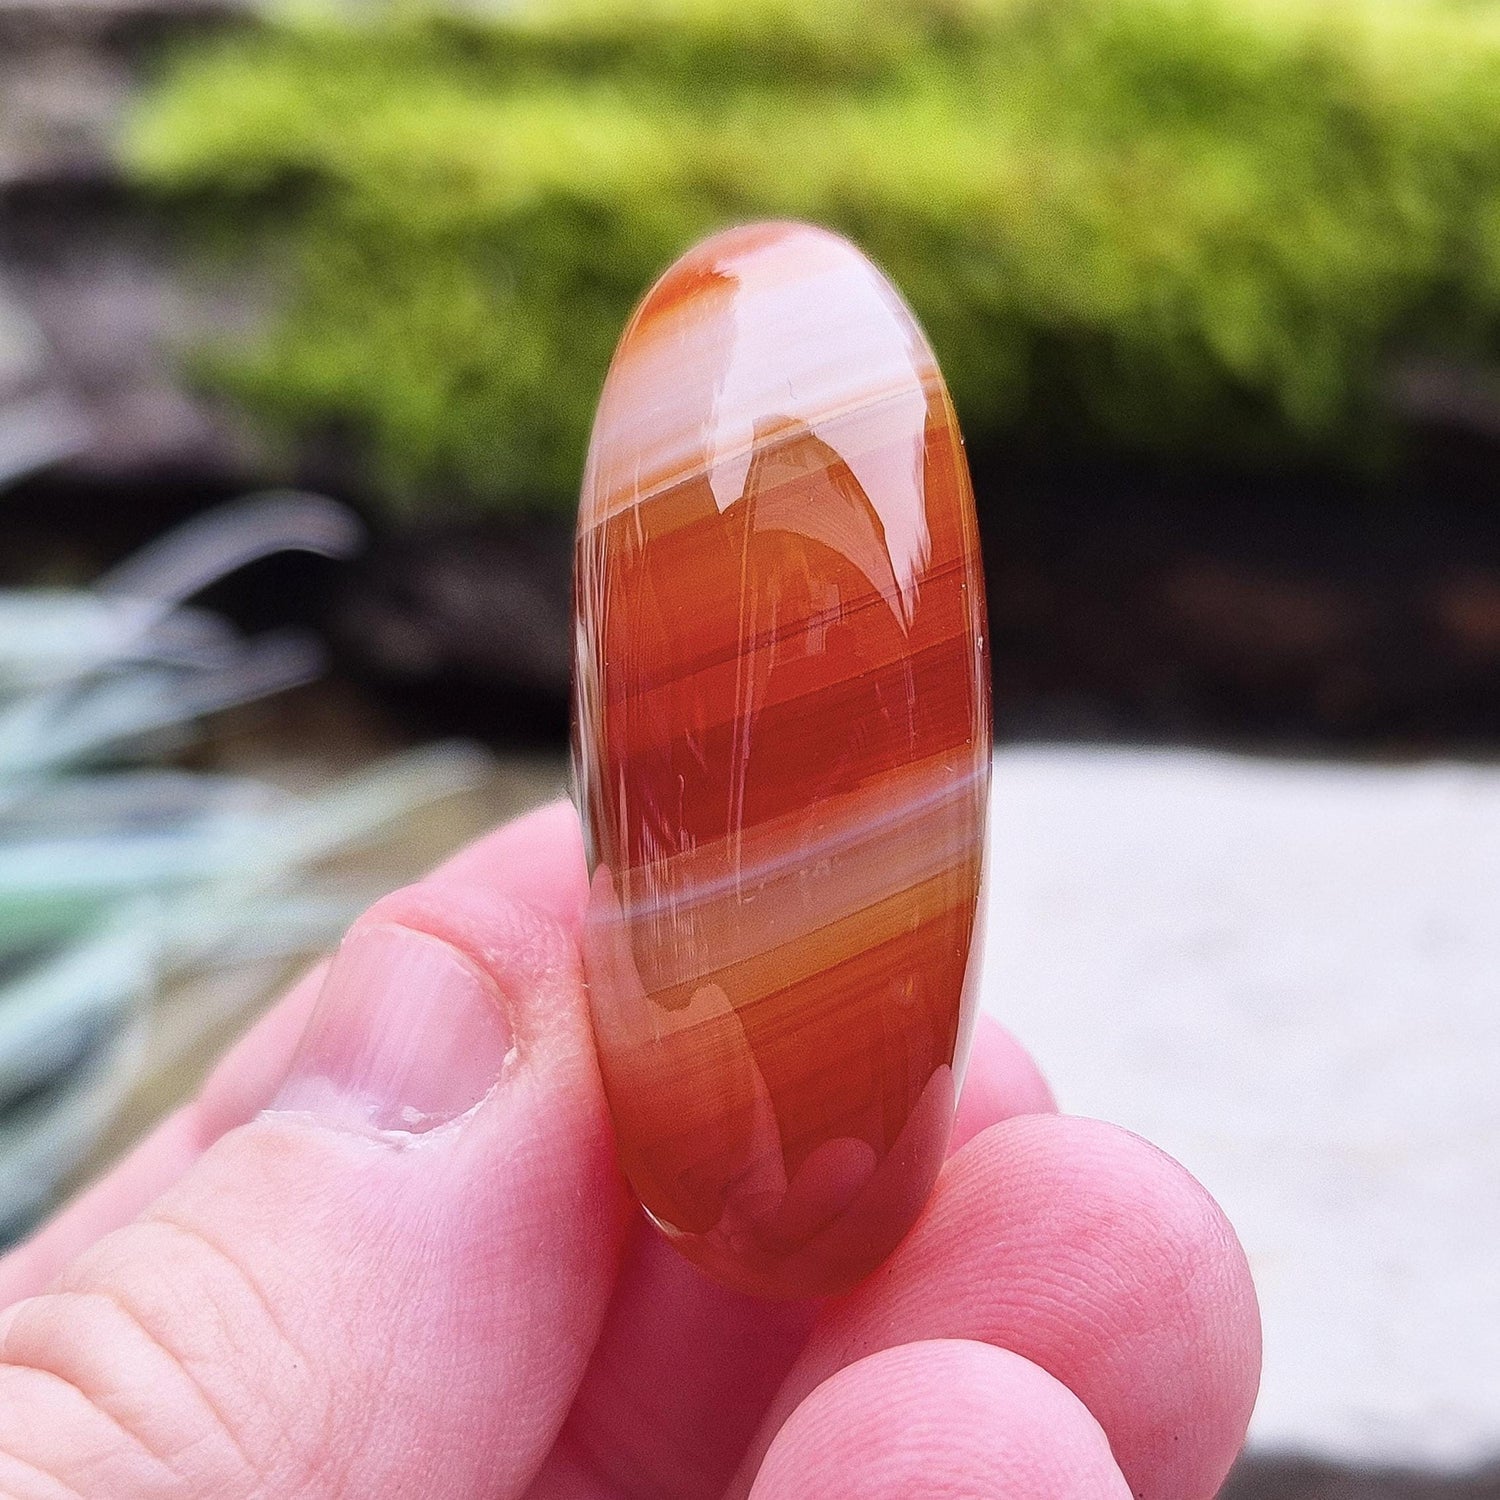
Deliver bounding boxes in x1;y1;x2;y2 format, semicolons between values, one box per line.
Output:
572;222;991;1299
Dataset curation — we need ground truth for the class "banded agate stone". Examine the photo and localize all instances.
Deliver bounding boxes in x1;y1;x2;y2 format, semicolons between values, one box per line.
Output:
571;222;991;1299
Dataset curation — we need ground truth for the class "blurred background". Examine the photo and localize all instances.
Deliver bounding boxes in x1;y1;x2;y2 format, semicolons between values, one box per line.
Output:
1;0;1497;1495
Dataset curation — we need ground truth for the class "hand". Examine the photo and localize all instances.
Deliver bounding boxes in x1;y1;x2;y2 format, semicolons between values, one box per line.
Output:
0;802;1259;1499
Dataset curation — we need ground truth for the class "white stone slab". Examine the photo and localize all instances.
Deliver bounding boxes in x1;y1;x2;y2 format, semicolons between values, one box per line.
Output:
979;747;1500;1473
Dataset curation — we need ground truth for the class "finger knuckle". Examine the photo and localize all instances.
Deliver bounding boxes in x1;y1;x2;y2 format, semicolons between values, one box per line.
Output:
18;1213;338;1496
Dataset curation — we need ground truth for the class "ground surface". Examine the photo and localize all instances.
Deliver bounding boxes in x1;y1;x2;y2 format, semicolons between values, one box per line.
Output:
982;747;1499;1493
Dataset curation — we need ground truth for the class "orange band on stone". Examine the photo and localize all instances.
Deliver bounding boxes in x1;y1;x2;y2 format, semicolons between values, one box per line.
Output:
571;222;992;1299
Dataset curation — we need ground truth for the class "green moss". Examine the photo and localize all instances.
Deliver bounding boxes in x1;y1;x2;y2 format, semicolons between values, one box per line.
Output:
126;0;1500;513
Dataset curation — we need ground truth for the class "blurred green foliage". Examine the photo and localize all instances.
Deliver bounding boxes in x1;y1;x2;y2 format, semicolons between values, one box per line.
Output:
127;0;1500;514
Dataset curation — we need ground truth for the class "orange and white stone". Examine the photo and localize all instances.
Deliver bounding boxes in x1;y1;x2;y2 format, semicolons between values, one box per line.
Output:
572;222;991;1299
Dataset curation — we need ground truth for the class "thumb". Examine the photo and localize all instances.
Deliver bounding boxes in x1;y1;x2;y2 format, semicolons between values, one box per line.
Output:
0;876;629;1498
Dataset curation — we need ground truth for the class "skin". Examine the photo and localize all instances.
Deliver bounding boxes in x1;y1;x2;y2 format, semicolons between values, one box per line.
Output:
0;801;1261;1499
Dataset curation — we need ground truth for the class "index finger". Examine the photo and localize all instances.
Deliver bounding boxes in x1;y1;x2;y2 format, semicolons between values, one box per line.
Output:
733;1115;1262;1500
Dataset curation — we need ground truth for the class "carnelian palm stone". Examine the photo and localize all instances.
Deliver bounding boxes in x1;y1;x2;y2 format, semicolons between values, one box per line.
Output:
571;222;992;1299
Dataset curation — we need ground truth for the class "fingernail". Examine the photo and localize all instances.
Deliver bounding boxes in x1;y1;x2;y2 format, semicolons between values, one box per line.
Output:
272;924;513;1135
